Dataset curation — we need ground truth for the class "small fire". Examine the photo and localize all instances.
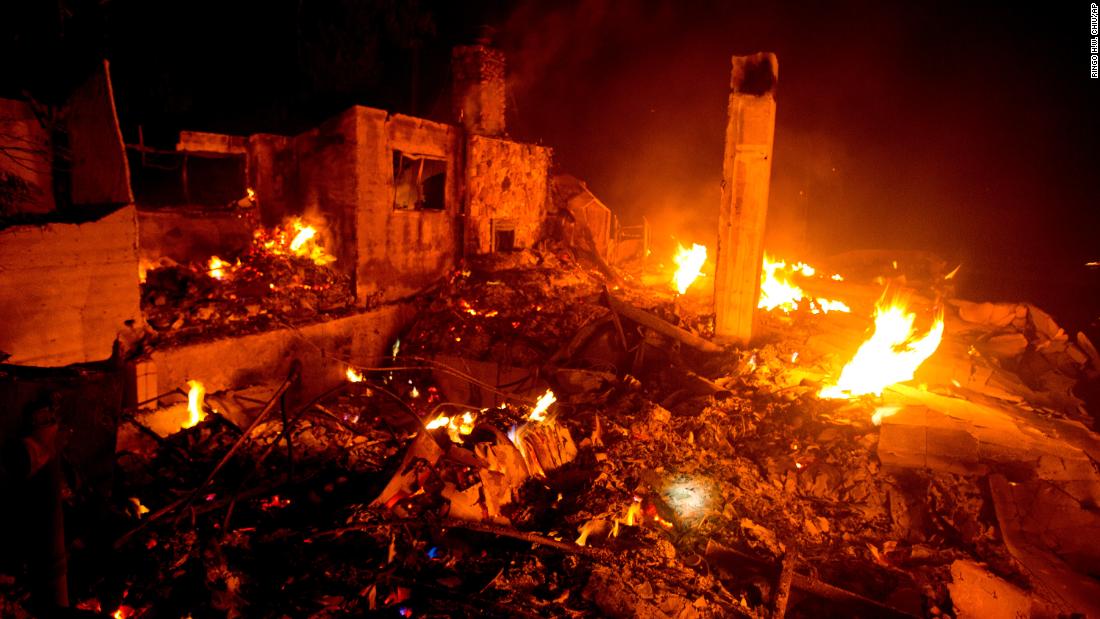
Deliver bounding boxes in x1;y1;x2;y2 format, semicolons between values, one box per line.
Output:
424;411;478;443
182;380;207;429
672;243;707;294
759;255;806;313
258;217;336;266
528;389;557;422
758;255;850;315
346;367;365;383
819;292;944;399
208;255;230;280
289;224;316;252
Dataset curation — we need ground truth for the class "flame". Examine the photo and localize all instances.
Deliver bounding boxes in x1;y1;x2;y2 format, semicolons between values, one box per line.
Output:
528;389;556;422
424;411;478;443
758;254;850;314
289;223;316;252
576;521;596;546
672;243;707;294
425;415;449;430
346;367;365;382
819;293;945;399
759;255;806;312
257;217;336;266
208;255;230;280
623;501;642;526
814;298;851;313
182;380;207;429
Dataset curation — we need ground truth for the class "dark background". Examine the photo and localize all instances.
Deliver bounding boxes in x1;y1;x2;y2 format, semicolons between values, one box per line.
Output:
3;0;1098;331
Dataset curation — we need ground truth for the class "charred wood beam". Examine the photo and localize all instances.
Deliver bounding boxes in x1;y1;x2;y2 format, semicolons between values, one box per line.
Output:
603;293;723;353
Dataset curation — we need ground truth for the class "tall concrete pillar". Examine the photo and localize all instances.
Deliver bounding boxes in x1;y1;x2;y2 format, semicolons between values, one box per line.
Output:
714;52;778;345
451;44;506;137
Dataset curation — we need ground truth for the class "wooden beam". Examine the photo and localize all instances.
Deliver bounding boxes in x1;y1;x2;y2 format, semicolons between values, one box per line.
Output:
714;53;778;345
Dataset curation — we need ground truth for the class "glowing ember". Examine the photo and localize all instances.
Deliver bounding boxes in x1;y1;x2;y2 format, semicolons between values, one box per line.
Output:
346;367;365;382
672;243;708;294
528;389;557;422
819;292;945;399
182;380;207;429
459;299;499;317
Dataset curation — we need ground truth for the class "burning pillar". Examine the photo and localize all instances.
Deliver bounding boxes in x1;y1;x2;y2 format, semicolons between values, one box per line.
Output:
451;39;506;137
714;53;778;344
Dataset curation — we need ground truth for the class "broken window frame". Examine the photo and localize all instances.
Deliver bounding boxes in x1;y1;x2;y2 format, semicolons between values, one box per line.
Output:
392;149;447;212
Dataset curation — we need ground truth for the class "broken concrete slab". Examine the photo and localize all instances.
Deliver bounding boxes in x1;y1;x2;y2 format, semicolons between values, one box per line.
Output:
947;560;1032;619
988;474;1100;618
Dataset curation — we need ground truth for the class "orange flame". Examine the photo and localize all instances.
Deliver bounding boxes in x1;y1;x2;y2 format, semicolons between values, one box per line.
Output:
528;389;556;422
207;256;231;280
259;217;336;266
819;292;944;399
424;411;478;443
758;254;850;314
672;243;707;294
181;380;206;429
346;367;365;383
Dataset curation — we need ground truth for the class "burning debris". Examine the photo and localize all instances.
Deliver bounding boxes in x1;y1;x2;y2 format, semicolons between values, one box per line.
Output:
672;243;708;294
819;291;945;399
18;243;1085;619
140;217;353;345
759;255;850;315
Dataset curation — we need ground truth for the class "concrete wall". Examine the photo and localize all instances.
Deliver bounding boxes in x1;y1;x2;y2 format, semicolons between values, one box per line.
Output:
0;205;141;366
290;106;462;306
466;135;552;254
146;304;415;407
356;110;461;304
248;133;295;227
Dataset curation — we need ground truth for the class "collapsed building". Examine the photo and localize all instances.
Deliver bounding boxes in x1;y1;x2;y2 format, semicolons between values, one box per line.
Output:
1;45;1099;619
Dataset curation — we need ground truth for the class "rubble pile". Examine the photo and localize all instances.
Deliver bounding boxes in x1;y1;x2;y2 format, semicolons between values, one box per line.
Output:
141;230;354;346
4;247;1095;618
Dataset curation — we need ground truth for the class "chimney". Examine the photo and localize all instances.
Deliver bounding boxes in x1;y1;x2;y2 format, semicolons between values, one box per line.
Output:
451;28;506;137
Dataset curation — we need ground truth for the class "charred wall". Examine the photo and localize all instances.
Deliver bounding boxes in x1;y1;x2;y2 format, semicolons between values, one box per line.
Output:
465;135;551;254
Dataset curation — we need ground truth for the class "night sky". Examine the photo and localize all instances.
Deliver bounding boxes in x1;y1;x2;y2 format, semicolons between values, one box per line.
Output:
4;0;1098;328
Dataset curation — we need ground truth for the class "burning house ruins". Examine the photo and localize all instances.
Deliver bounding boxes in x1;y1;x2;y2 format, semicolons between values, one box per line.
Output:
1;16;1099;619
